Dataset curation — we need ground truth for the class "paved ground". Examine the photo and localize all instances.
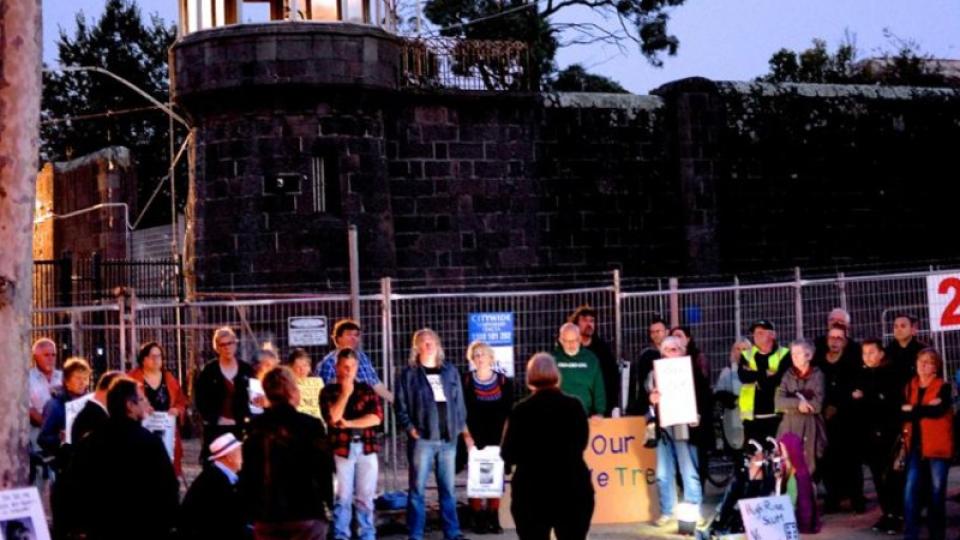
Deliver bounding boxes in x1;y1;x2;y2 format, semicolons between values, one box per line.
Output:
183;438;960;539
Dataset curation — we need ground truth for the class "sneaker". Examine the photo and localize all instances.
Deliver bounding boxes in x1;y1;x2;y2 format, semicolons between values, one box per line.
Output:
885;516;903;535
654;514;675;527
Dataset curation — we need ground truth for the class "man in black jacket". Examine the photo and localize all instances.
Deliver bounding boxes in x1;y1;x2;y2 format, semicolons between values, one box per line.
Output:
195;326;254;460
71;370;121;444
181;433;250;540
569;305;620;416
240;366;334;540
69;377;179;540
884;313;926;387
626;316;669;415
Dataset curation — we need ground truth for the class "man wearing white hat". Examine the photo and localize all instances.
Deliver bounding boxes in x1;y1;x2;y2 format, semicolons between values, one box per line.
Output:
180;433;250;540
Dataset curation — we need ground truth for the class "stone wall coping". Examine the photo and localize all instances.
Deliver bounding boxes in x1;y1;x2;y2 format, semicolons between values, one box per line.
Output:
172;21;399;49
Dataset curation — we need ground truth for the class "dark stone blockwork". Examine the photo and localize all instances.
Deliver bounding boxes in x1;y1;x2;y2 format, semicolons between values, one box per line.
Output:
171;24;960;291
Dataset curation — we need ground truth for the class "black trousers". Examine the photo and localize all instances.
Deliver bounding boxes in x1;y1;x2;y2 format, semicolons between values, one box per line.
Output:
822;417;864;506
864;437;904;517
512;487;594;540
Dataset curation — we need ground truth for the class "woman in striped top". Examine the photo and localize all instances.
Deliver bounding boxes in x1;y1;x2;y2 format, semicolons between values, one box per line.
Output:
463;340;514;534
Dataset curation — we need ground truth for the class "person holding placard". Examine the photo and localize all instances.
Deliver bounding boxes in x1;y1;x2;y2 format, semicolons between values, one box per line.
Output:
196;326;254;461
501;353;594;540
774;339;826;477
395;329;470;540
320;349;384;540
38;357;92;474
900;348;953;540
463;341;513;534
647;336;709;528
738;320;791;445
130;342;187;475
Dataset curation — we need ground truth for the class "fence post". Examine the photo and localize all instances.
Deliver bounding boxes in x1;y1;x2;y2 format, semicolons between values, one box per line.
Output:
794;267;804;339
668;277;680;328
837;272;847;312
92;252;103;302
349;225;361;323
128;289;139;371
117;293;126;372
733;276;742;338
379;277;397;491
613;269;622;363
69;310;82;360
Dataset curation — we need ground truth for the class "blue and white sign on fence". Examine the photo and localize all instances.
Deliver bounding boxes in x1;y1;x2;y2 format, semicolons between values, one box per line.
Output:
468;312;515;377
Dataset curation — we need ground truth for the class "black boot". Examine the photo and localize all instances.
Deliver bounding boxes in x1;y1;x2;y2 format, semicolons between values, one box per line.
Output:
471;509;488;534
487;510;503;534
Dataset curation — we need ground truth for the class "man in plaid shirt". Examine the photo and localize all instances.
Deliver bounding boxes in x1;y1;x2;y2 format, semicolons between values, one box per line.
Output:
314;319;394;403
320;348;384;540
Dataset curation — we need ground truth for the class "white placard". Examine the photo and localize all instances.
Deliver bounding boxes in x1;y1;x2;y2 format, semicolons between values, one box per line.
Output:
467;446;504;498
64;393;94;445
249;378;265;415
0;487;52;540
927;273;960;332
288;316;329;346
738;495;799;540
142;412;176;462
653;356;698;427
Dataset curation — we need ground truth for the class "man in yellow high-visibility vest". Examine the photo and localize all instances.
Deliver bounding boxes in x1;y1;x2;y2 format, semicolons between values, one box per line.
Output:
738;319;791;444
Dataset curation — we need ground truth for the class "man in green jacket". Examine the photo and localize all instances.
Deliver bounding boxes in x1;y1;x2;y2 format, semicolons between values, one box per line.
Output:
554;323;606;417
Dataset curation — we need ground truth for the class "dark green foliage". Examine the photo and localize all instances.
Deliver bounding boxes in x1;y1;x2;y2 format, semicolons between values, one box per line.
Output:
42;0;180;227
549;64;629;93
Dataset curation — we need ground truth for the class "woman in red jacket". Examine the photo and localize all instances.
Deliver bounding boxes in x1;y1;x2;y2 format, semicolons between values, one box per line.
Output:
129;341;187;476
901;348;953;540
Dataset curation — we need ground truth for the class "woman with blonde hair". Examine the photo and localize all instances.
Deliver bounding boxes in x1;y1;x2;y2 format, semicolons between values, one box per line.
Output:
395;329;469;540
501;353;593;539
462;341;513;533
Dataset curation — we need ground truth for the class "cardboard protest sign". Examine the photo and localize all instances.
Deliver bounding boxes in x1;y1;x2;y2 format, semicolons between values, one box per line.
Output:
142;412;176;461
653;356;698;427
296;377;324;419
64;393;94;445
467;446;504;498
0;487;51;540
739;495;799;540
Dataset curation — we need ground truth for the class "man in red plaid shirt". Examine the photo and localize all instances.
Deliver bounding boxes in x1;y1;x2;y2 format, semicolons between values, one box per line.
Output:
320;349;384;540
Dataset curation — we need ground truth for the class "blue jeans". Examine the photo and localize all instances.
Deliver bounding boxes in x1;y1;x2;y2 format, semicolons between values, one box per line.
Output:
333;442;378;540
656;436;702;517
903;449;949;540
407;439;461;540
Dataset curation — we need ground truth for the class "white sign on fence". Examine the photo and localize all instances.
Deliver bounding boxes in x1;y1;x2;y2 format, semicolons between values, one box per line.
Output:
64;393;94;445
927;273;960;332
467;445;505;498
142;412;176;462
653;356;698;428
0;487;51;540
288;316;329;346
738;495;799;540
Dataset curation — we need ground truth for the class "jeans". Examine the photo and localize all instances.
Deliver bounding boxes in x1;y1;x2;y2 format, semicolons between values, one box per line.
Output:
656;435;702;517
333;442;379;540
407;439;461;540
903;449;949;540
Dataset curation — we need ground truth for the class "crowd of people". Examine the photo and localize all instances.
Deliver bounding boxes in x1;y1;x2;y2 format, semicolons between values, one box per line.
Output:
24;305;956;540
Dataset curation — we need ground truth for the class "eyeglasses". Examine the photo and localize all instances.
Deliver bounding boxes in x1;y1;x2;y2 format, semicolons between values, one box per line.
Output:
217;340;237;347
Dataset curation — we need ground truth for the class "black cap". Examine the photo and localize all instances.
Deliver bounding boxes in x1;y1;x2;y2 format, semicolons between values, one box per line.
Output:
749;319;775;332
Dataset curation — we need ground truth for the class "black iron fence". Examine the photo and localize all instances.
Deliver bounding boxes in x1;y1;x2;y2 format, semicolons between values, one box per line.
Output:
33;254;182;308
400;37;532;91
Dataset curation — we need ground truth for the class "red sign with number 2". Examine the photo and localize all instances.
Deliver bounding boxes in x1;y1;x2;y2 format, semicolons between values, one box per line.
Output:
927;273;960;332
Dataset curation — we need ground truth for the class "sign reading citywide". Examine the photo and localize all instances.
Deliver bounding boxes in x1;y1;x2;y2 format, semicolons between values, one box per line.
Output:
467;312;515;377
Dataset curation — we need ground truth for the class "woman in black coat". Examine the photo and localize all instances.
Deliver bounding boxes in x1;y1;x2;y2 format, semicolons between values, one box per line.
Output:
501;352;594;540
